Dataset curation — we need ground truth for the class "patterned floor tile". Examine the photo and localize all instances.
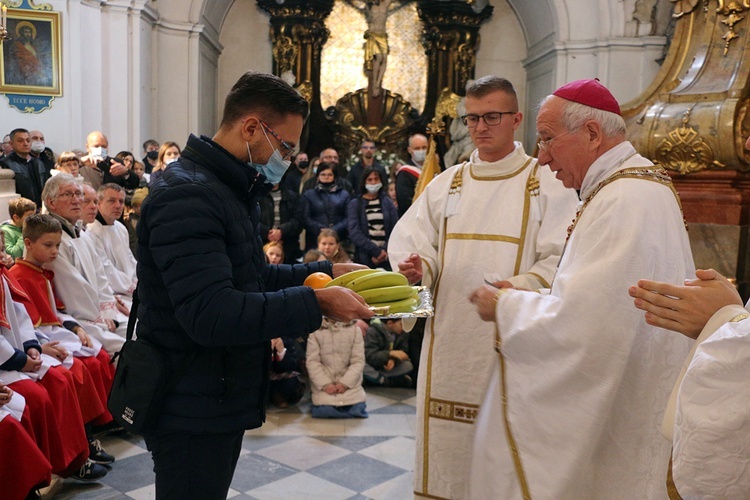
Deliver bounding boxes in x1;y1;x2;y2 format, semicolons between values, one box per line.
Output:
254;436;352;470
307;454;407;492
51;387;417;499
98;452;156;493
241;434;296;452
361;472;414;500
123;483;154;500
344;414;413;436
245;471;356;500
357;437;415;470
53;482;127;500
369;402;418;414
313;436;392;452
228;453;299;493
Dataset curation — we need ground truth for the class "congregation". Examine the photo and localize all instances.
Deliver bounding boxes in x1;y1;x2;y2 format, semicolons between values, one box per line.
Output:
1;70;747;500
0;106;426;498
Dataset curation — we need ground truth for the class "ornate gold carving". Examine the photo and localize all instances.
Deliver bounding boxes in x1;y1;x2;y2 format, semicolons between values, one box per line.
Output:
717;0;750;15
272;34;297;75
296;81;313;103
3;1;52;10
455;42;476;89
671;0;700;17
656;106;726;174
427;88;461;136
330;87;417;158
715;0;750;55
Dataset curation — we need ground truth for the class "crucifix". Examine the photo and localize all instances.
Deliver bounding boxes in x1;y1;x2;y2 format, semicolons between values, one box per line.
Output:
346;0;408;98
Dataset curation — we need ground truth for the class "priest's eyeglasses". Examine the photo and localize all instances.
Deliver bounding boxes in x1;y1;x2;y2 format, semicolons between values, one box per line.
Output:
260;120;296;160
537;127;580;152
460;112;516;128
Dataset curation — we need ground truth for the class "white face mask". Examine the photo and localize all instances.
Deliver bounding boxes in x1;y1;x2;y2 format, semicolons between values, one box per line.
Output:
30;141;45;153
365;182;382;194
90;146;108;160
165;157;179;166
412;150;426;163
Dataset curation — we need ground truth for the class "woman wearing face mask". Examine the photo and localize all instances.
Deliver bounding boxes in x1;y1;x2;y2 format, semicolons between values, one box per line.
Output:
149;141;181;187
346;167;397;269
301;162;351;251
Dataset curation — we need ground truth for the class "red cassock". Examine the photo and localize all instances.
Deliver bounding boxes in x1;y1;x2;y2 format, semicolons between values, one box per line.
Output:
32;368;89;476
10;260;115;425
7;378;88;476
0;411;52;500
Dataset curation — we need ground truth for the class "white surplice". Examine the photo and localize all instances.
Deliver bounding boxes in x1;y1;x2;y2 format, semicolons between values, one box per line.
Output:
666;302;750;498
85;219;137;296
388;143;579;499
468;142;694;499
47;231;126;353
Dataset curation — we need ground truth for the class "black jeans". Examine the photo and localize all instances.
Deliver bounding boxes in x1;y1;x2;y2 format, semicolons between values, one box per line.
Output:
145;430;244;500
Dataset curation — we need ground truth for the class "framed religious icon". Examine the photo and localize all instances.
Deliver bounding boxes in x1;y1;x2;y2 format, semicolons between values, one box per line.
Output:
0;8;62;96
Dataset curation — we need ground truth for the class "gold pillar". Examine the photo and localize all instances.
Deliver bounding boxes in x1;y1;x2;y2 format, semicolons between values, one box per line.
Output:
257;0;335;155
622;0;750;295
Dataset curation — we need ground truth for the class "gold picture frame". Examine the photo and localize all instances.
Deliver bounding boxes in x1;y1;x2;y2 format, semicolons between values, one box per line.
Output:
0;8;61;96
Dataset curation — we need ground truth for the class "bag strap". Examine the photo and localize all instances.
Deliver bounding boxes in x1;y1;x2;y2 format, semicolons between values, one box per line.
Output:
119;284;198;394
126;284;139;342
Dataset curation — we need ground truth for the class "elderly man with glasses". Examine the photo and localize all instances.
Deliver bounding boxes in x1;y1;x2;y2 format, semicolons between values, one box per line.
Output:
41;174;128;354
467;79;695;499
388;75;578;499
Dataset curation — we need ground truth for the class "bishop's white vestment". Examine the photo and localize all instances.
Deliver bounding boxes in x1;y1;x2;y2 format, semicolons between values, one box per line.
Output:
388;143;579;499
468;142;694;499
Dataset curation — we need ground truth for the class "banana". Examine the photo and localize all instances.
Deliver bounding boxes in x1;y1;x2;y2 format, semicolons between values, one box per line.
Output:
324;268;380;288
371;296;419;314
358;285;416;304
346;271;408;292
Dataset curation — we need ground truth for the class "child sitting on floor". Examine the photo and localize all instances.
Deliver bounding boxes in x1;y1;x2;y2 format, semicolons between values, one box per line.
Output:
306;318;367;419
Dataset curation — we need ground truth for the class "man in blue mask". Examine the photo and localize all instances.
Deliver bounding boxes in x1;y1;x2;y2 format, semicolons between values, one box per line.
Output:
137;71;373;500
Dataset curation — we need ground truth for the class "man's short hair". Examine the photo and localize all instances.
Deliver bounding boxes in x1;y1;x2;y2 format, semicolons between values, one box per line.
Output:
9;128;28;140
221;72;309;127
42;173;81;211
8;197;36;218
98;183;125;199
467;76;518;111
361;140;375;148
23;213;62;242
143;139;159;151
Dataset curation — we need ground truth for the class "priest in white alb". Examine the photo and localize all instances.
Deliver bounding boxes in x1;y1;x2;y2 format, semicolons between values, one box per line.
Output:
388;76;578;499
85;183;137;306
41;174;126;354
468;79;695;499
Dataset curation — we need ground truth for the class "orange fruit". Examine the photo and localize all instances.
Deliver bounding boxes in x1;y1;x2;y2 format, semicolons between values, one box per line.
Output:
304;272;332;289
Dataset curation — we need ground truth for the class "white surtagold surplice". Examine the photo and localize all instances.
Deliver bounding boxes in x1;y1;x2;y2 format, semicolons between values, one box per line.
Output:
389;143;578;499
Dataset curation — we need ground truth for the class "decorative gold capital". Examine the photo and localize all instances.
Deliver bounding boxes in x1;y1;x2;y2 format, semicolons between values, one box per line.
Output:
656;107;726;174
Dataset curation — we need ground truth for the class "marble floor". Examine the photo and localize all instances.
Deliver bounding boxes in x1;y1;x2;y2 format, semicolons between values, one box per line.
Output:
52;386;417;499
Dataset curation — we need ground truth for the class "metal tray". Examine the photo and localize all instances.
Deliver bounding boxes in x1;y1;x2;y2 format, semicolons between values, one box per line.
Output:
368;286;434;319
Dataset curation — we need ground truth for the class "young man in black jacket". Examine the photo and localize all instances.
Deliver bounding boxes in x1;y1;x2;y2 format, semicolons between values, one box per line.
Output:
137;71;373;500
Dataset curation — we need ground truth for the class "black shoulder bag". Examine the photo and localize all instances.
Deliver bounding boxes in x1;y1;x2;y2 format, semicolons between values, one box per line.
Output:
107;288;196;436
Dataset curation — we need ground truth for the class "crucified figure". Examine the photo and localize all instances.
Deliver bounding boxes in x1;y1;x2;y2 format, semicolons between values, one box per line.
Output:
346;0;406;98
